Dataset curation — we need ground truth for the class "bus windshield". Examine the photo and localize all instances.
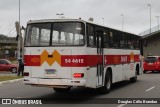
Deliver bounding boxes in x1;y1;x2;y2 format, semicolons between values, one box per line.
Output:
25;22;85;47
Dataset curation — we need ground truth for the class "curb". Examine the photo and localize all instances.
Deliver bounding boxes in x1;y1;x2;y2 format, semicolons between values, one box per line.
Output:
0;78;23;86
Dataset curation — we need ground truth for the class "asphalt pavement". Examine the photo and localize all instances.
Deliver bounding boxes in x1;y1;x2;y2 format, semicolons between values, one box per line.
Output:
0;72;160;107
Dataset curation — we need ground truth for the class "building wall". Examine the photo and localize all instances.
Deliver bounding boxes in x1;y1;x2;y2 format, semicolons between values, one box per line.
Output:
143;36;160;58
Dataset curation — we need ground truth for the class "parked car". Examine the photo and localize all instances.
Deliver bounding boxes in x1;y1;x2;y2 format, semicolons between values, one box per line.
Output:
143;56;160;73
0;59;18;73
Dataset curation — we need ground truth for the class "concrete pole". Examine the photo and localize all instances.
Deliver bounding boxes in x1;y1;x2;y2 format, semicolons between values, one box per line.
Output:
148;4;151;33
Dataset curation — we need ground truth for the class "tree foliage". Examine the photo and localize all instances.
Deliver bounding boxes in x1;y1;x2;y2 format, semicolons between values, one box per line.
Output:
0;34;16;40
0;34;7;39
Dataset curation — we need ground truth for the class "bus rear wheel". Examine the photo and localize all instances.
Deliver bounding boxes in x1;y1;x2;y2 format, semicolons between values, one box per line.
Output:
53;87;71;93
130;68;138;83
98;70;112;94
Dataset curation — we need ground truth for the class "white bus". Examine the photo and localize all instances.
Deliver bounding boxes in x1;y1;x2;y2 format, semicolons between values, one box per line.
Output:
23;19;143;94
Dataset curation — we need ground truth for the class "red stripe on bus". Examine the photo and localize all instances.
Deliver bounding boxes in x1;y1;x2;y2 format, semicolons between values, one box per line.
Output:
134;55;140;62
24;55;41;66
24;55;140;67
104;55;140;65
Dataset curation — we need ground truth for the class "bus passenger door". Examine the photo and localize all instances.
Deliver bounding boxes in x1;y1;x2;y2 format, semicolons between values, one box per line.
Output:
96;30;104;86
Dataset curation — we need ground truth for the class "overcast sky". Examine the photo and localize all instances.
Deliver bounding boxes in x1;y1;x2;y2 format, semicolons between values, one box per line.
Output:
0;0;160;36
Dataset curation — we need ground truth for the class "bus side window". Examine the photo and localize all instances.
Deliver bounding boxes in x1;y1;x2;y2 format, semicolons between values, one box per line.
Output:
130;36;138;49
104;29;109;48
89;36;94;46
135;38;140;49
119;33;124;48
126;34;132;49
128;40;133;49
113;30;120;48
124;34;129;49
109;31;113;48
87;24;95;47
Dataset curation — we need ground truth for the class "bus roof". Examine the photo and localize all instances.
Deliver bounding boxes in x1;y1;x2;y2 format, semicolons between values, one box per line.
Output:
27;18;138;36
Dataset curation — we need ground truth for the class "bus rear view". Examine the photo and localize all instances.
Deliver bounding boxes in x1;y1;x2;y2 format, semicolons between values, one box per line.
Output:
24;19;86;92
23;19;142;94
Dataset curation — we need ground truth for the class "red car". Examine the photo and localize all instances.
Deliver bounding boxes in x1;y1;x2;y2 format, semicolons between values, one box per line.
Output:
143;56;160;73
0;59;18;73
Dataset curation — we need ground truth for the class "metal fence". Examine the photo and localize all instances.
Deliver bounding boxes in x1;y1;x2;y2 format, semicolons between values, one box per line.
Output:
139;25;160;36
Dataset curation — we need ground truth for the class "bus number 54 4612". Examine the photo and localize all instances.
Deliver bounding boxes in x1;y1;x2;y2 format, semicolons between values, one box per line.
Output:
65;59;84;64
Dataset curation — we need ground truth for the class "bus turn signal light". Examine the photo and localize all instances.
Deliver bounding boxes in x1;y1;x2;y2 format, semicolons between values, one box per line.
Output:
73;73;84;78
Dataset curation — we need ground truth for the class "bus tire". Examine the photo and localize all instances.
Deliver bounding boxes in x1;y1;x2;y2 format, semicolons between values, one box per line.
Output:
130;68;138;83
53;87;71;93
98;70;112;94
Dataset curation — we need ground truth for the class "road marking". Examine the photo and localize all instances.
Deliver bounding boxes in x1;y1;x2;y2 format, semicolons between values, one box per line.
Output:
145;86;155;92
117;104;127;107
16;97;22;98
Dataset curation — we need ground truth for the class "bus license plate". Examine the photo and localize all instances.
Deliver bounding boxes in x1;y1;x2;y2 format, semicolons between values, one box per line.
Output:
45;69;56;75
